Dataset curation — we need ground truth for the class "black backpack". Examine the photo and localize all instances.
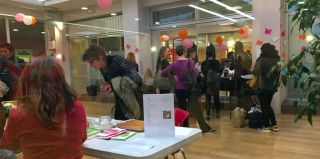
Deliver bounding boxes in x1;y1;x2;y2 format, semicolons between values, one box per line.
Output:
248;112;263;128
185;59;194;98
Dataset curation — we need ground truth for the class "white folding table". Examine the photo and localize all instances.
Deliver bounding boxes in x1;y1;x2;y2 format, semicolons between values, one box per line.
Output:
82;125;202;159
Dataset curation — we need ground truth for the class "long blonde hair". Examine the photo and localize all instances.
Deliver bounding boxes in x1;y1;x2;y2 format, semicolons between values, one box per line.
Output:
234;41;250;62
143;68;153;80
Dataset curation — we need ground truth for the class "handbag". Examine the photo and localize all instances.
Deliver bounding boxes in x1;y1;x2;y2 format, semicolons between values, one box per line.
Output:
153;60;171;90
0;80;9;95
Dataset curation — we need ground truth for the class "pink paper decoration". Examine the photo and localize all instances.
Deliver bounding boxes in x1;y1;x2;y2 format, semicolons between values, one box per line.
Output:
220;44;228;51
15;13;25;22
301;46;307;50
109;50;111;54
135;48;139;53
282;31;286;37
242;32;249;39
164;36;169;41
280;21;283;28
265;28;272;34
97;0;112;9
183;39;193;49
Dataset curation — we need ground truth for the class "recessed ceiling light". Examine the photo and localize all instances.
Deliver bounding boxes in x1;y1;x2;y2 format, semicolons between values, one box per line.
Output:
134;18;139;20
188;4;237;22
172;26;176;28
13;29;18;31
209;0;254;20
222;36;225;38
111;13;117;16
86;36;89;38
81;7;88;10
38;0;45;1
66;34;69;36
41;32;45;34
220;23;233;25
155;22;160;25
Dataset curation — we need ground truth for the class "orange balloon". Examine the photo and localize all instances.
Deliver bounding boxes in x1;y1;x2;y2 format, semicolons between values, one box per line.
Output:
216;36;223;45
31;16;36;25
243;25;249;32
178;28;188;40
160;36;164;41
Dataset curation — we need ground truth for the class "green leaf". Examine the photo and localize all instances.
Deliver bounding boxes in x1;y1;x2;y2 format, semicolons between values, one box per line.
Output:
307;0;315;2
294;113;303;123
302;66;309;73
293;72;300;89
281;67;288;76
293;100;299;110
292;12;300;22
297;62;303;74
288;1;298;9
282;75;288;87
307;78;313;90
293;55;301;66
309;104;315;110
313;98;320;106
267;66;277;77
300;73;308;89
308;112;313;126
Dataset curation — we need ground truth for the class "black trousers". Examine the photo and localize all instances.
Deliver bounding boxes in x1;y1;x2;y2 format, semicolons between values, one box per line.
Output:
160;89;170;94
258;92;277;127
205;95;220;116
175;89;189;127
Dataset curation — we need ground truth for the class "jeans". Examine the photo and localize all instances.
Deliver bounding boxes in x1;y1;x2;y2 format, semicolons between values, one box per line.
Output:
258;92;277;127
175;89;189;127
0;149;17;159
205;95;220;116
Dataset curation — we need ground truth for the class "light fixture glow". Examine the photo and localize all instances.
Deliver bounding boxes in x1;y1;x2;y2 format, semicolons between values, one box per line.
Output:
228;41;234;46
172;26;176;28
134;18;139;20
209;0;255;20
111;13;117;15
38;0;45;1
81;7;88;10
220;23;234;25
151;47;156;52
155;22;160;24
237;39;239;41
298;2;305;4
86;36;89;38
303;8;308;10
56;54;61;59
188;4;237;22
41;32;45;34
66;34;69;36
222;36;225;38
307;36;313;41
13;29;18;31
57;22;63;30
162;42;166;46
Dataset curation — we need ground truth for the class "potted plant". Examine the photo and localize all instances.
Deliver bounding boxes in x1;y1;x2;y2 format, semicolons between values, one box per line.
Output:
269;0;320;126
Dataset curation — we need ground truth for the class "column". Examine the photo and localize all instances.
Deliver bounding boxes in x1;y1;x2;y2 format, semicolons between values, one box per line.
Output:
252;0;287;114
122;0;151;75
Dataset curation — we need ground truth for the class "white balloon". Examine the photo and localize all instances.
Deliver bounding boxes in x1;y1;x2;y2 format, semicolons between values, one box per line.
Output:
23;16;32;25
248;29;253;35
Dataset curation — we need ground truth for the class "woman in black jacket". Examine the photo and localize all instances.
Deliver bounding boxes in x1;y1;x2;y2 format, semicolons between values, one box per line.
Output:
252;43;280;133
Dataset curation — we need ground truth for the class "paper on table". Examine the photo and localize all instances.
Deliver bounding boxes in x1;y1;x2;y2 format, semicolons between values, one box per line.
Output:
175;128;192;136
110;138;164;155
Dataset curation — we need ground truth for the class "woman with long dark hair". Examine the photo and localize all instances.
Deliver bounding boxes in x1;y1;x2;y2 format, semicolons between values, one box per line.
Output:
0;56;87;158
252;43;280;133
155;46;172;94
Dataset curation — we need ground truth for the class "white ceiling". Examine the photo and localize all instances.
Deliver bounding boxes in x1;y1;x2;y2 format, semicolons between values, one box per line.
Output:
0;0;119;12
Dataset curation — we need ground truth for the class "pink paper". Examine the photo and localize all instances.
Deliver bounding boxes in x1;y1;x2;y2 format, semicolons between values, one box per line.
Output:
135;48;139;53
265;28;272;34
280;21;283;28
301;46;307;50
282;31;285;37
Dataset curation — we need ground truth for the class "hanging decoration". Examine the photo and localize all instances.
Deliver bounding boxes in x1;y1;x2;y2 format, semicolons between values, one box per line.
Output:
300;34;306;40
30;16;36;25
220;44;228;51
160;36;164;41
23;16;33;25
242;32;249;39
272;37;279;42
243;25;249;32
126;44;130;49
135;48;139;53
238;28;245;34
164;36;169;41
97;0;112;9
215;36;223;45
178;29;188;40
15;13;25;22
282;31;286;37
280;21;283;28
301;46;307;50
282;51;285;57
183;39;193;49
256;39;263;45
265;28;272;34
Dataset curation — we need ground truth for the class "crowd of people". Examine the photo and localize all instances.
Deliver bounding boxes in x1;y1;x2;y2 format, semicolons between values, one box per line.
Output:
0;41;280;158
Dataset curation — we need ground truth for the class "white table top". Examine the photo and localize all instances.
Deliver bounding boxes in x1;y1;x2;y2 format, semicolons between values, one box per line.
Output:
82;119;202;159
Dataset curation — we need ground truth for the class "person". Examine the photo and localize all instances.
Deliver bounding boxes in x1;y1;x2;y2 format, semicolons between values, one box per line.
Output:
126;52;139;73
201;44;223;120
0;56;87;158
232;41;252;97
142;68;154;87
162;45;216;134
0;43;26;65
187;48;197;59
155;46;172;94
82;45;142;120
251;43;280;133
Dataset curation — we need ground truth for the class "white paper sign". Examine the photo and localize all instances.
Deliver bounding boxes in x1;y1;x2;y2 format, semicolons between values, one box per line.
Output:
143;94;175;137
256;46;261;58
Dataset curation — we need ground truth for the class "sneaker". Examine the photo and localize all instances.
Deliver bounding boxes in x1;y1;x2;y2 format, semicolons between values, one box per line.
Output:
271;125;279;132
203;130;217;135
261;127;271;133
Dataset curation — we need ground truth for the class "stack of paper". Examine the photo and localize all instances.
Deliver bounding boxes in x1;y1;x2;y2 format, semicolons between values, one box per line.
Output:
96;128;127;139
110;138;164;155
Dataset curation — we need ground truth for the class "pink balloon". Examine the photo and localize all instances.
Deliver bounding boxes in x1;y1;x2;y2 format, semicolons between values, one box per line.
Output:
164;36;169;41
15;13;25;22
97;0;112;9
220;44;228;51
183;39;193;49
243;32;249;39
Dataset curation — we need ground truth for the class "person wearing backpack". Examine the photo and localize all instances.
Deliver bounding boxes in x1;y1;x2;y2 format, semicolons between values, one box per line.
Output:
201;44;223;120
162;45;216;134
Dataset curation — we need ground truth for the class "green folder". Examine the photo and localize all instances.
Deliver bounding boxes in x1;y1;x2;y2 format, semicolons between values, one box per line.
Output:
111;132;136;140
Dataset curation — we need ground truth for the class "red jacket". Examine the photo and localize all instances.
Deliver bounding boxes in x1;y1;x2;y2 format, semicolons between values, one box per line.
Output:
0;100;87;159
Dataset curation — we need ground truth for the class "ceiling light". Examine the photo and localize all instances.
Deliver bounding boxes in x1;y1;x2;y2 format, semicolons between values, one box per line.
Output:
209;0;255;20
220;23;234;25
38;0;45;1
81;7;88;10
188;5;237;22
222;36;225;38
228;41;234;46
172;26;176;28
66;34;69;36
151;47;156;52
237;39;239;41
307;36;313;41
111;13;117;16
155;22;160;24
41;32;45;34
134;18;139;20
229;38;231;39
13;29;18;31
86;36;89;38
56;54;61;59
